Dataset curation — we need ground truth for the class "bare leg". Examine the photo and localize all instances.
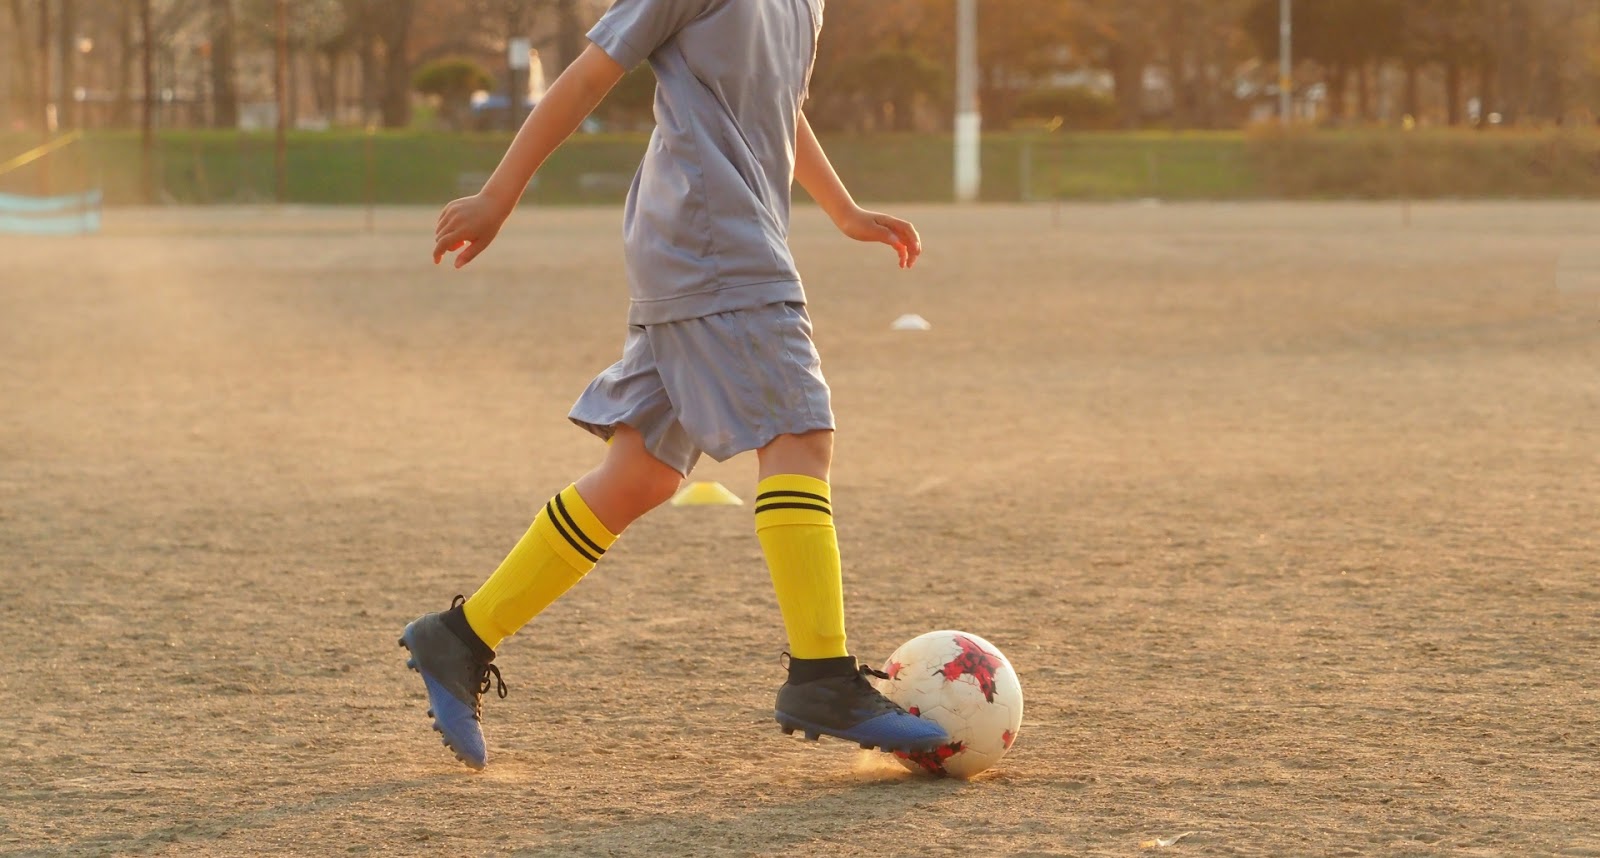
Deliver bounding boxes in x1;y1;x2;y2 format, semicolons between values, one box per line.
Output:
758;428;949;750
400;426;683;771
756;429;833;482
576;425;685;533
754;428;845;658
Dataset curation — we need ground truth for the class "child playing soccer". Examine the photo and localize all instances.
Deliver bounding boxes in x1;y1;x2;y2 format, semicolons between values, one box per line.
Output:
401;0;947;770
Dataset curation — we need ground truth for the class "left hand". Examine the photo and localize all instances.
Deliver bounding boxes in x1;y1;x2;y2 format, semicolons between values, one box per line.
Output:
432;192;513;268
836;208;922;269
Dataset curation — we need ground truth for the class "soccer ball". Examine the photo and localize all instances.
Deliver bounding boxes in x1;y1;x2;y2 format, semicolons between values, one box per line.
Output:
876;630;1023;779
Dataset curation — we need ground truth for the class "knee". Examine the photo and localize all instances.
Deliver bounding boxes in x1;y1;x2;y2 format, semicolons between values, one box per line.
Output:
633;465;684;509
758;430;834;480
587;428;684;516
607;435;683;508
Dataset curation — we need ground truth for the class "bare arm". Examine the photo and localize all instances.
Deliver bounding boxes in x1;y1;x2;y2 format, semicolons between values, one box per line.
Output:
794;110;922;269
794;110;859;225
433;44;626;267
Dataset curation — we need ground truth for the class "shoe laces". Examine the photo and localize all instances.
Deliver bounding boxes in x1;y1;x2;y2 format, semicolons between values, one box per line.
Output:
851;664;909;715
781;651;907;715
857;664;891;681
449;595;508;703
478;663;507;701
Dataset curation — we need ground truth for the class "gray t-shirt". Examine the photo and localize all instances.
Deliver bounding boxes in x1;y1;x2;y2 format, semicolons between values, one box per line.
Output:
588;0;823;325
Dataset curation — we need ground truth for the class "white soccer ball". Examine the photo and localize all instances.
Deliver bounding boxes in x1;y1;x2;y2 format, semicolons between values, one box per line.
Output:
876;630;1023;779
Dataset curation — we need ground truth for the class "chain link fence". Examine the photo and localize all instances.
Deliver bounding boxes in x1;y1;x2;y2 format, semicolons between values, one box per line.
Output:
7;130;1600;208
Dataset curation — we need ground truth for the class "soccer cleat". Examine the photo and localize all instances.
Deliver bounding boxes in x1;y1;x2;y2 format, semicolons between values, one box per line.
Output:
399;595;506;770
774;658;949;754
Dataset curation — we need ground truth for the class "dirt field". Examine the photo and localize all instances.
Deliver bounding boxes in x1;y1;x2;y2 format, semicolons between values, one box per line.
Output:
3;202;1597;857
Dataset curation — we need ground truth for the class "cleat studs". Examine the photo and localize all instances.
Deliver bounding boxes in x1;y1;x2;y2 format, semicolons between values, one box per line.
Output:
860;743;875;750
442;737;450;746
426;709;433;718
805;732;819;742
781;727;795;736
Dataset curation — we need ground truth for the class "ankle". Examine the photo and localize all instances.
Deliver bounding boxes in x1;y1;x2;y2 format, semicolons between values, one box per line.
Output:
442;603;496;664
786;654;856;684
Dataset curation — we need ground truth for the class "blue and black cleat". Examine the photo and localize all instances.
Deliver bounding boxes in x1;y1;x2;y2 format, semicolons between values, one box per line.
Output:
398;596;505;771
775;656;949;753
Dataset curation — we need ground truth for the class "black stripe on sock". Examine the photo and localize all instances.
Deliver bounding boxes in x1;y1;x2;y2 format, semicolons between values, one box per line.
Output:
754;502;833;516
552;493;607;557
755;490;831;505
546;500;599;563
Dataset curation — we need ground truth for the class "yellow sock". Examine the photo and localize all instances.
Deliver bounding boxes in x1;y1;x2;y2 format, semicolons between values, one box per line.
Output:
463;485;617;650
754;474;849;660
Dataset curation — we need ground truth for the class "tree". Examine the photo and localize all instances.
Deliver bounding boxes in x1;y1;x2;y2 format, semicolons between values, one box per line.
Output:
339;0;379;120
1078;0;1161;128
139;0;152;198
57;0;76;128
113;0;134;126
208;0;238;127
839;49;945;131
413;56;492;128
287;0;348;124
554;0;581;69
484;0;539;129
5;0;38;130
331;0;414;126
377;0;419;127
597;63;656;130
1244;0;1404;124
972;0;1078;126
813;0;1076;130
1483;0;1593;124
1399;0;1492;125
1157;0;1257;128
1014;86;1117;127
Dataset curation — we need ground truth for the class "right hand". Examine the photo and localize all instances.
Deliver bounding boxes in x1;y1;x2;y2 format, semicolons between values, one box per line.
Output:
835;207;923;269
432;193;512;268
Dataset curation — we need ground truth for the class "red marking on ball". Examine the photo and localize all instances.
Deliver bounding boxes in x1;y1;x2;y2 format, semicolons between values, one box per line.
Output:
894;741;965;776
935;634;1004;702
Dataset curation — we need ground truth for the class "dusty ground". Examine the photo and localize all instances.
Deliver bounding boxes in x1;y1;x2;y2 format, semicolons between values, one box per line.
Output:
2;202;1597;857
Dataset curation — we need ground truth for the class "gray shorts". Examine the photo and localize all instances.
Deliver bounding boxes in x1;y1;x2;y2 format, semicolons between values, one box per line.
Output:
568;302;835;475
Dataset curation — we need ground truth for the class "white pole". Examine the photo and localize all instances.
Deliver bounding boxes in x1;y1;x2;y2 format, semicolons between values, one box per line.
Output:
1278;0;1292;125
954;0;980;202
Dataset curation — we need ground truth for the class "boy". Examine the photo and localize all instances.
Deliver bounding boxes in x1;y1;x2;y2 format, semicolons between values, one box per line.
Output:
403;0;947;770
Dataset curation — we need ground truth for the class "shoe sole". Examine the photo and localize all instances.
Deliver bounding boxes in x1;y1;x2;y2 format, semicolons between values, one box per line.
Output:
774;712;947;754
398;635;486;771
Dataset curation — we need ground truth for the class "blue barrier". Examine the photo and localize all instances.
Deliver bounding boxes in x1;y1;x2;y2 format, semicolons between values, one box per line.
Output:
0;190;102;235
